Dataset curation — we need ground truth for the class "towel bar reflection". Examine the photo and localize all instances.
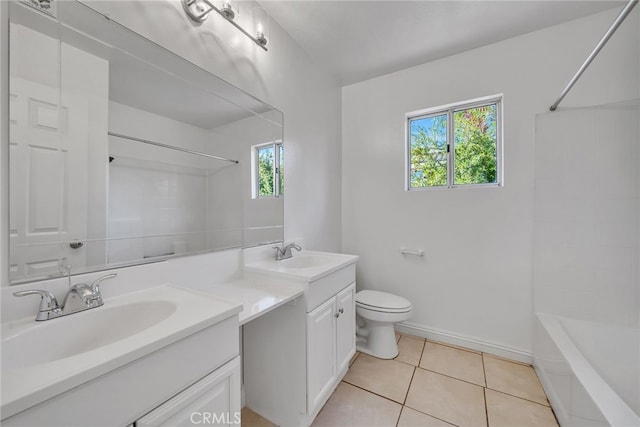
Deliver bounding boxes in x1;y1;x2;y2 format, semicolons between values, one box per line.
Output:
400;248;424;257
108;132;239;164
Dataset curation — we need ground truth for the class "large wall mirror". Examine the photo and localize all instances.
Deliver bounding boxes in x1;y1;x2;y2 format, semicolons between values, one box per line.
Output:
8;1;284;284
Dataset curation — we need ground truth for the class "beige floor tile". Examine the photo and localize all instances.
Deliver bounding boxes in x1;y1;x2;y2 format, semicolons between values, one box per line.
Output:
312;382;402;427
395;336;425;366
399;333;426;342
420;342;485;386
427;339;481;354
350;351;361;367
397;407;455;427
483;354;548;405
241;407;276;427
486;389;558;427
343;353;415;403
405;369;487;427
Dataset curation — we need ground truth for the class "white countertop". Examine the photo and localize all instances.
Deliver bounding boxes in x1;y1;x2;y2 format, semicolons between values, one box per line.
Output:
1;250;353;419
243;250;359;282
1;285;242;419
201;276;304;325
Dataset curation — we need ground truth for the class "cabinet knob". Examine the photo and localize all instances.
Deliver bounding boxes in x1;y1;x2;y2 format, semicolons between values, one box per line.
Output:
335;312;340;318
339;308;344;314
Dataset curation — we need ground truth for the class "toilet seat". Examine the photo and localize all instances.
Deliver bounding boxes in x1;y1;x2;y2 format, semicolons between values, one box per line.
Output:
355;290;413;359
356;290;412;313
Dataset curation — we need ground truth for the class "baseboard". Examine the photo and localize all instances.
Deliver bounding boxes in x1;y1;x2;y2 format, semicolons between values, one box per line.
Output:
395;321;533;364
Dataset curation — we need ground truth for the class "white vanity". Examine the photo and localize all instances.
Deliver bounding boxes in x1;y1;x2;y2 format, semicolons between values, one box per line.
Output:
242;249;358;426
0;247;357;427
1;286;243;426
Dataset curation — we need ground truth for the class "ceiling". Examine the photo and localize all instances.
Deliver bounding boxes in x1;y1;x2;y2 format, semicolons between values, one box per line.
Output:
260;1;625;85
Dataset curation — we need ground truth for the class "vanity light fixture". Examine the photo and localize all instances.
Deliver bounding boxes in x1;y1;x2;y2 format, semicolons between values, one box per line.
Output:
181;0;269;50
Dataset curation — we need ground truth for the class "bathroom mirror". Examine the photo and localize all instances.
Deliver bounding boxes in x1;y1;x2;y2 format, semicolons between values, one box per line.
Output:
8;1;283;284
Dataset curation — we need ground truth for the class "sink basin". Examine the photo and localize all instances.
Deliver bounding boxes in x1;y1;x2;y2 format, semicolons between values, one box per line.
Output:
2;300;176;371
278;254;334;269
244;250;358;282
1;285;242;420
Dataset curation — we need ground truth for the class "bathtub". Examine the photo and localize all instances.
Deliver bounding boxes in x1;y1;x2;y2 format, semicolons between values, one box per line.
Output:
534;314;639;427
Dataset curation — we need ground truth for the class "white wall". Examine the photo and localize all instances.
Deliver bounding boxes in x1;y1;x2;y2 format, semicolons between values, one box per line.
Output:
342;8;639;356
82;0;342;253
534;103;639;327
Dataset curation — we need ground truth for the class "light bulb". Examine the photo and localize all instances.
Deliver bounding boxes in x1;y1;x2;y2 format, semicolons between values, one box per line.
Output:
220;0;237;21
252;7;269;47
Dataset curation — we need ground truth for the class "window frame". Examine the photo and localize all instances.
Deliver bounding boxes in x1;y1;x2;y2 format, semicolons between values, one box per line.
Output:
405;94;503;190
251;140;283;199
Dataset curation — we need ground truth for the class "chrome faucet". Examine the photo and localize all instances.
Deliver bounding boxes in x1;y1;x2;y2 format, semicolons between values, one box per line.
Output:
273;242;302;260
13;273;117;321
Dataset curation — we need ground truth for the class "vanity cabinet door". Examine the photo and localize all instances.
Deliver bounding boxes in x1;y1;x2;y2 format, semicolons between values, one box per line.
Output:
335;283;356;375
136;357;240;427
307;297;336;413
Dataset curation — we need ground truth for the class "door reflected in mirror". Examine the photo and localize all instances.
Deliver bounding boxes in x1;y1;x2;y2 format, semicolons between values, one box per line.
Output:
8;1;283;284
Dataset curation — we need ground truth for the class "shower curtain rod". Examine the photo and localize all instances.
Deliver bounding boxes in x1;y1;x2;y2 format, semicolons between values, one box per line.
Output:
108;132;239;164
549;0;638;111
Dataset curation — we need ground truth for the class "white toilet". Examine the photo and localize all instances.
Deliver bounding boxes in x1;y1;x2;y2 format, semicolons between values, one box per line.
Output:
355;290;413;359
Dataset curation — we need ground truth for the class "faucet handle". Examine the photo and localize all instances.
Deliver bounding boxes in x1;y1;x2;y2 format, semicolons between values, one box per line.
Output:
13;289;60;319
90;273;117;294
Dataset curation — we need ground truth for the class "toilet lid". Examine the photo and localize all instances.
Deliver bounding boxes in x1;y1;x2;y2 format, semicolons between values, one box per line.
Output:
356;290;412;311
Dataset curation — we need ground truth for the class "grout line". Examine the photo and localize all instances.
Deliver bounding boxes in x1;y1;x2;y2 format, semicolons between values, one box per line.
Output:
392;358;419;368
395;404;403;427
417;366;485;388
340;380;407;407
402;366;417;406
483;387;490;427
417;337;426;367
485;387;552;408
402;403;459;426
482;353;488;390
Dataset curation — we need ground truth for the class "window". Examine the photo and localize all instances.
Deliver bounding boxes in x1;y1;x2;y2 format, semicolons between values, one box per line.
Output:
252;142;283;198
406;95;502;189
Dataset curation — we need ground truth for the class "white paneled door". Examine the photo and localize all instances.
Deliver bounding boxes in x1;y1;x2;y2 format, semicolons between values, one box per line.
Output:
9;77;88;281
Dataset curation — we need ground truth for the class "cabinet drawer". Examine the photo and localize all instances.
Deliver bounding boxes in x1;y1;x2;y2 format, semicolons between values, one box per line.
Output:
306;264;355;312
137;357;241;427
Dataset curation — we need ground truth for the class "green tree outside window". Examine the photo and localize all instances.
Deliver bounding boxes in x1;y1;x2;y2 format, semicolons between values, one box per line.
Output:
409;100;499;188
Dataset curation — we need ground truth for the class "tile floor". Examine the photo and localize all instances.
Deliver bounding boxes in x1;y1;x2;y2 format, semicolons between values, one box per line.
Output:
243;333;558;427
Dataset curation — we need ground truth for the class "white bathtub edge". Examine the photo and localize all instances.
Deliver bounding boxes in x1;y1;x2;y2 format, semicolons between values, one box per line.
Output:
535;313;639;427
